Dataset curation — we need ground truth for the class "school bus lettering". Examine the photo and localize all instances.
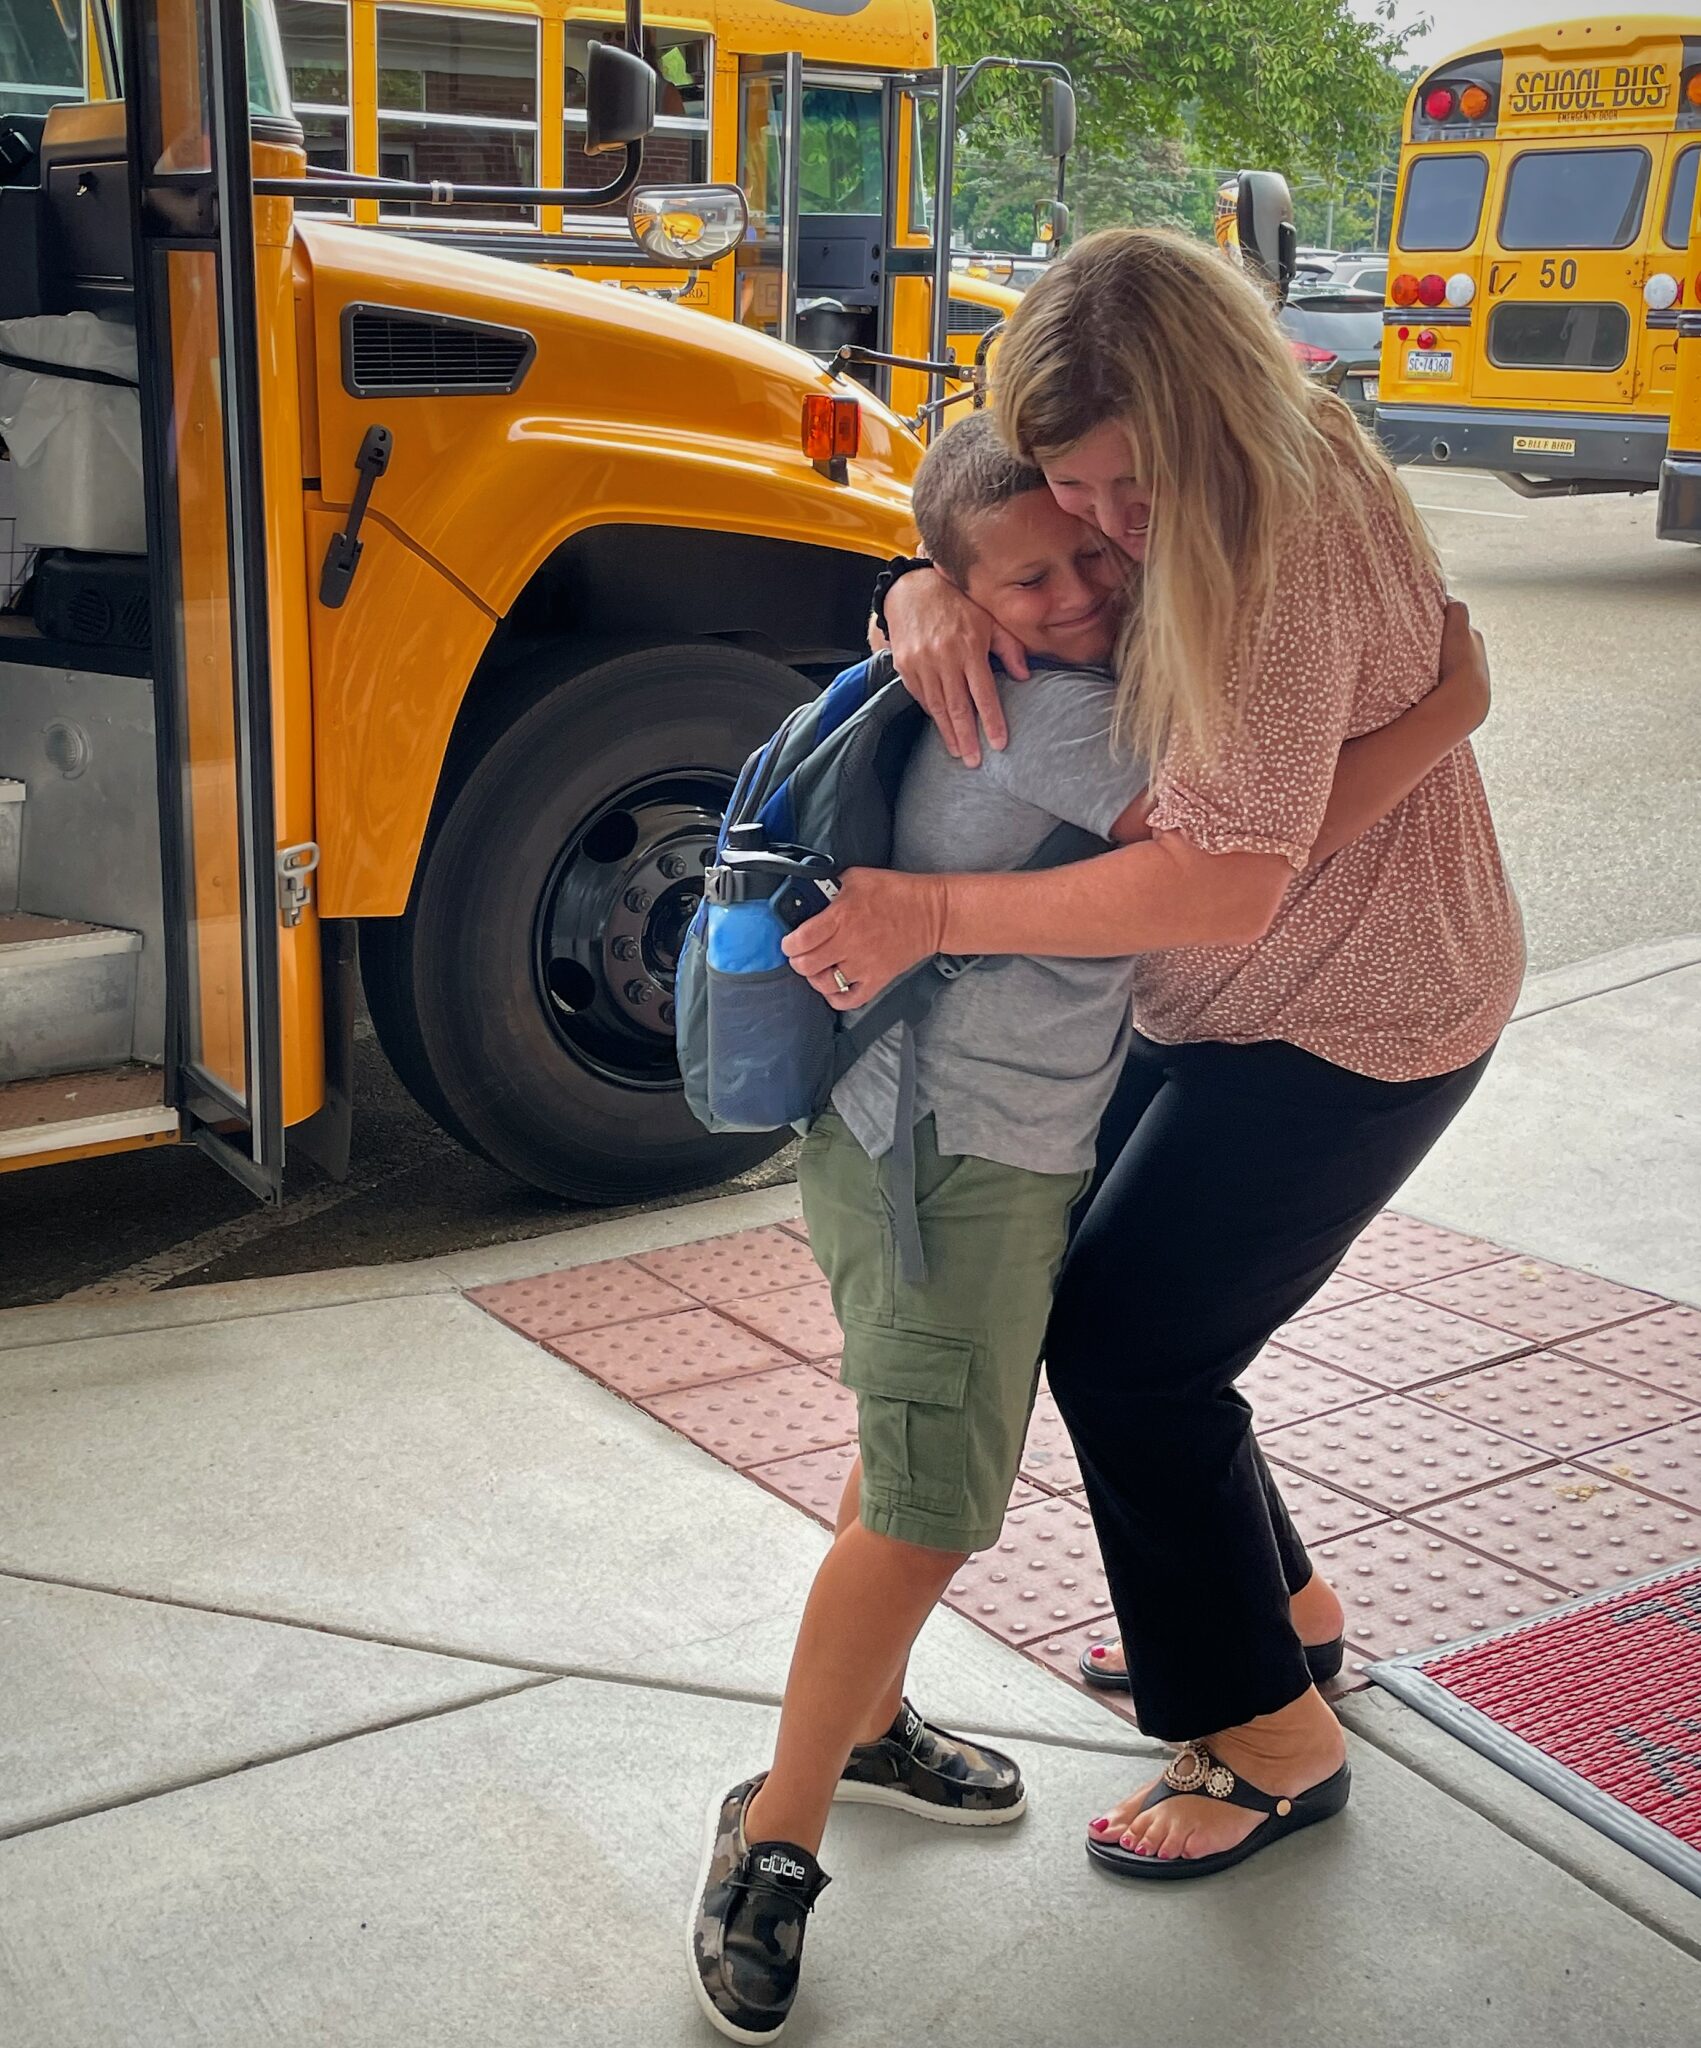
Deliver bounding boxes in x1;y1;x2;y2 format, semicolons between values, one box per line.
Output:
1538;258;1579;290
1508;61;1670;120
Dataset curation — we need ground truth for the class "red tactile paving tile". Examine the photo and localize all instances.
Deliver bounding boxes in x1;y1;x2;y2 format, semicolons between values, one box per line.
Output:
1024;1618;1140;1723
1581;1415;1701;1513
641;1365;859;1467
1415;1352;1698;1460
1263;1392;1551;1511
1414;1465;1701;1594
470;1258;697;1341
1409;1256;1663;1344
1314;1518;1568;1661
1285;1269;1379;1320
1268;1464;1388;1547
1279;1292;1528;1389
1019;1384;1082;1494
751;1441;856;1522
1239;1342;1379;1429
549;1308;797;1400
630;1226;822;1305
1557;1305;1701;1404
1336;1212;1505;1290
725;1280;844;1361
943;1497;1113;1643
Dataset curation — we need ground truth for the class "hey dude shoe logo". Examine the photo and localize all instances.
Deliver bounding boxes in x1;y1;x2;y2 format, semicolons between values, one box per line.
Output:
757;1852;810;1883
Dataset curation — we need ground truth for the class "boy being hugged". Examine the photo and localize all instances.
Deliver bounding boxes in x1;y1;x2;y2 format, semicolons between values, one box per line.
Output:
689;413;1148;2043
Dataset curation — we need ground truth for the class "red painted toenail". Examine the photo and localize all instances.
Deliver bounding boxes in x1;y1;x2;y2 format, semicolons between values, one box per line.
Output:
1089;1818;1109;1833
1090;1646;1106;1658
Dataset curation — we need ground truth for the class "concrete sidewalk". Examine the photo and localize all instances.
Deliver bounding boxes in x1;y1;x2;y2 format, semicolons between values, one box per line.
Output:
0;941;1697;2046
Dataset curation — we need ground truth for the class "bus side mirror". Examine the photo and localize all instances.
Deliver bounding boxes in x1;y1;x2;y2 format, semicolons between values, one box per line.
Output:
585;42;657;156
1235;170;1297;301
1041;78;1076;161
1033;200;1070;254
629;184;748;264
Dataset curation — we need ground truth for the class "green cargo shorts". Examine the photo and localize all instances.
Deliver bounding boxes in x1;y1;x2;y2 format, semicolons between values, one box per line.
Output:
798;1110;1088;1554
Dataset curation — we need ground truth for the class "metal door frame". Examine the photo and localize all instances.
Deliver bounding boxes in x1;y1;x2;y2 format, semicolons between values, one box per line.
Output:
120;0;286;1198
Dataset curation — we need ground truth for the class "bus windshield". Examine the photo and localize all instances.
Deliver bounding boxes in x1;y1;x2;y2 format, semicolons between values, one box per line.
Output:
9;2;296;121
1;0;85;116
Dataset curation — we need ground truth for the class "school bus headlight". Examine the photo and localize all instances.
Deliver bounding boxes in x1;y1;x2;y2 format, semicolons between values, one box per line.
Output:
1644;273;1681;312
628;184;749;266
1444;273;1476;308
802;394;861;463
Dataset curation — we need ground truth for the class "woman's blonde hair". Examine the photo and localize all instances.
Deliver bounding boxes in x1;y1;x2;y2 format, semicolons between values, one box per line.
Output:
993;227;1441;763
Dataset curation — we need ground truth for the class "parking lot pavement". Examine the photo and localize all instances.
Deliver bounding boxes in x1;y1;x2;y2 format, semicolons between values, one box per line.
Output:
1401;468;1701;973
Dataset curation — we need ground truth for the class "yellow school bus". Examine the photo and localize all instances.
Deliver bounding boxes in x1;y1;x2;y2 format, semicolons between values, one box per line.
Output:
1657;167;1701;534
267;0;1059;420
0;0;984;1202
1375;14;1701;499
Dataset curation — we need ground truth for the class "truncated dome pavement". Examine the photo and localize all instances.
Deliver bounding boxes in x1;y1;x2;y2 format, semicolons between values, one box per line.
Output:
470;1213;1701;1720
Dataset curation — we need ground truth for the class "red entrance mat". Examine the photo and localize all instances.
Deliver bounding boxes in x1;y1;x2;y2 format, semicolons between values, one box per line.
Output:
1369;1560;1701;1897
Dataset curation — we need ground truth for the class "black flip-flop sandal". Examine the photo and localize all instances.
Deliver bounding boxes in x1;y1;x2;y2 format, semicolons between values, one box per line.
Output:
1085;1740;1352;1881
1078;1635;1347;1692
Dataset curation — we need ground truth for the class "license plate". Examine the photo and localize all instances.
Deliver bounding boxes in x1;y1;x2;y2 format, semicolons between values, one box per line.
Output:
1405;350;1453;378
1513;434;1575;456
1362;375;1379;402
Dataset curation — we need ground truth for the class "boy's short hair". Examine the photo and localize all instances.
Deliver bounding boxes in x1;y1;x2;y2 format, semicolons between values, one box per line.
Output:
912;411;1046;584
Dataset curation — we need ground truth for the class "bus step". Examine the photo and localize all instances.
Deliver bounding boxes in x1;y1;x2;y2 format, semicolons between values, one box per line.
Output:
0;911;143;1085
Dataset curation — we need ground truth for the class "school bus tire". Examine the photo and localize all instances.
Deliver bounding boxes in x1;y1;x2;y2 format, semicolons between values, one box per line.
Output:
361;642;813;1202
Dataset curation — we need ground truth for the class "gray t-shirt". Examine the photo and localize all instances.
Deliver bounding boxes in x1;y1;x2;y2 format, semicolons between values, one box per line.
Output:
832;665;1146;1176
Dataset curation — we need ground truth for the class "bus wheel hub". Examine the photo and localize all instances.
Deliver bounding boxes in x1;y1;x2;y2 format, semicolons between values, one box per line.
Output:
538;784;723;1082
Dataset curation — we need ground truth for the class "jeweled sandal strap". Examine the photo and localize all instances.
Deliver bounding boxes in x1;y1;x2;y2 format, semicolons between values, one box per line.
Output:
1157;1743;1292;1819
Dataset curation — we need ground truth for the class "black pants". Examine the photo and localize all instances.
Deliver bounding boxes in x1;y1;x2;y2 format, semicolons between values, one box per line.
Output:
1046;1031;1492;1741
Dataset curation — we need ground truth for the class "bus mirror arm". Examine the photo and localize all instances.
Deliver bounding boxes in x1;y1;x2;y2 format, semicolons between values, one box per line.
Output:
256;141;647;210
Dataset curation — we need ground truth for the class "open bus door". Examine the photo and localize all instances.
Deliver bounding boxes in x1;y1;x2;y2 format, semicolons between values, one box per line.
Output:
119;0;290;1196
735;54;1072;430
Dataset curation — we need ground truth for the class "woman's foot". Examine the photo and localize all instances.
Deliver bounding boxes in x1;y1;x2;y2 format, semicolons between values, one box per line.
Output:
1080;1574;1347;1688
1087;1688;1347;1864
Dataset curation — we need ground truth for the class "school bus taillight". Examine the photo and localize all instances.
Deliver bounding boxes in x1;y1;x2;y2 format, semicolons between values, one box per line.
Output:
1685;69;1701;110
1645;274;1682;312
1416;274;1448;309
1424;86;1455;121
1391;273;1421;308
1459;85;1492;122
801;395;860;462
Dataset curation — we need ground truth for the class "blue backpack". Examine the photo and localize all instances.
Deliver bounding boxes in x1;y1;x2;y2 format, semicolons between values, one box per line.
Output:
674;651;1100;1277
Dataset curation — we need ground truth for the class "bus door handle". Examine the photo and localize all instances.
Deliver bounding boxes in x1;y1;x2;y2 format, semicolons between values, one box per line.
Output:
320;425;393;609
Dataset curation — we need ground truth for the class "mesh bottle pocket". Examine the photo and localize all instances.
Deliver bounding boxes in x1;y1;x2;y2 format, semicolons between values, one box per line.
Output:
705;963;836;1129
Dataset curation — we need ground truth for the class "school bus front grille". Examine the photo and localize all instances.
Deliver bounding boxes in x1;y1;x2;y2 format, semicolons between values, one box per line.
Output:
946;300;1005;334
340;305;537;399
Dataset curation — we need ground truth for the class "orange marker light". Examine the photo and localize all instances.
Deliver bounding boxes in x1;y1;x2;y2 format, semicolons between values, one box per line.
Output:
1686;69;1701;109
802;394;860;462
1459;83;1492;121
1391;273;1421;307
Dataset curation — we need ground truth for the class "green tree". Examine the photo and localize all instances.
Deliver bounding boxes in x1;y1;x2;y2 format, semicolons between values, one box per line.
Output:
941;0;1418;183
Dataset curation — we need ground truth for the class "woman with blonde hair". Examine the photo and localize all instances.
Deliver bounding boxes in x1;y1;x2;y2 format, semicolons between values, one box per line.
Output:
782;227;1523;1879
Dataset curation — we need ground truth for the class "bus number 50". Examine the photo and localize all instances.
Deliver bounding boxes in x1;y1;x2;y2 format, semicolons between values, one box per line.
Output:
1539;258;1579;289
